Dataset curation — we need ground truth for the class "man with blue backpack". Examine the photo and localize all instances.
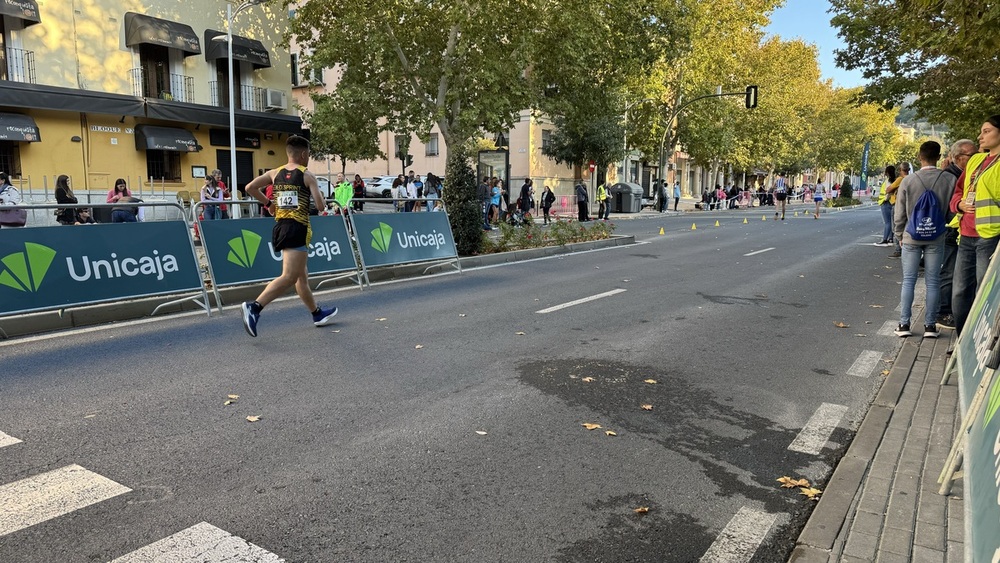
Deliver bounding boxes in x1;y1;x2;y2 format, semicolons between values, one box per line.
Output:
893;141;956;338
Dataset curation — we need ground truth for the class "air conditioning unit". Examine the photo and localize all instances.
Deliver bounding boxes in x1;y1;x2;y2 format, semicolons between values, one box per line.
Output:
265;89;287;111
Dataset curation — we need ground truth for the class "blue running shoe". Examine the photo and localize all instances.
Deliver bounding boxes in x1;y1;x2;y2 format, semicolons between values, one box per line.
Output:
242;301;261;337
313;306;338;327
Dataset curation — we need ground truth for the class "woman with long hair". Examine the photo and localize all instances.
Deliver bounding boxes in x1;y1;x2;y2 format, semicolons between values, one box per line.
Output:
876;165;898;246
55;175;77;225
106;178;130;203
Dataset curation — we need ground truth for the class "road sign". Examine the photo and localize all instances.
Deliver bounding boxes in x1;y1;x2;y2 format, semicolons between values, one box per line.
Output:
588;161;596;172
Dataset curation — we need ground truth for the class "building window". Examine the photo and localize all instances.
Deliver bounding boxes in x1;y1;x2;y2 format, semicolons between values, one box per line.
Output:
291;52;324;86
541;129;552;151
145;150;182;182
0;142;22;178
291;53;300;87
425;133;439;156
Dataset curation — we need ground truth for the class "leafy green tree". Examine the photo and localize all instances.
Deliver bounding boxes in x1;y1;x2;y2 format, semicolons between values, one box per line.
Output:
443;146;483;256
301;87;384;175
541;113;626;177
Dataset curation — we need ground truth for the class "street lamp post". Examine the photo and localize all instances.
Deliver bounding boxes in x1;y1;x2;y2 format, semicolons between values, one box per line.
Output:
222;0;264;217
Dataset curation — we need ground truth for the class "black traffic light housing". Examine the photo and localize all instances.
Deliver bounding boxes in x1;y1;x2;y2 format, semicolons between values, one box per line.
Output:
745;85;758;109
405;154;414;167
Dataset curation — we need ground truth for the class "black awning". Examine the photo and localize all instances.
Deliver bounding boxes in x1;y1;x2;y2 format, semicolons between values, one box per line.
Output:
204;30;271;69
145;98;303;134
0;112;40;142
134;125;200;152
0;0;41;27
124;13;201;56
0;81;146;117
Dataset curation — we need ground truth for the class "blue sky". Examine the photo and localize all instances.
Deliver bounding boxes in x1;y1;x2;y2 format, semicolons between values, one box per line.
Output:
764;0;866;89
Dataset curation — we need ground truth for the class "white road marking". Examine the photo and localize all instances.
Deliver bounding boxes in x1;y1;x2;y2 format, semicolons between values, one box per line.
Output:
743;248;775;257
699;506;777;563
111;521;285;562
787;403;849;455
0;431;22;449
877;320;897;336
847;350;883;377
536;289;627;314
0;464;131;537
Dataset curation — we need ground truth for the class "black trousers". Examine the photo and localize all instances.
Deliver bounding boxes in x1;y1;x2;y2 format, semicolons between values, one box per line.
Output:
577;202;589;221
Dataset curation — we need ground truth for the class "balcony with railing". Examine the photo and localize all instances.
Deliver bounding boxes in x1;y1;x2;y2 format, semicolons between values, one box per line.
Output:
3;47;36;83
128;68;194;103
209;81;267;113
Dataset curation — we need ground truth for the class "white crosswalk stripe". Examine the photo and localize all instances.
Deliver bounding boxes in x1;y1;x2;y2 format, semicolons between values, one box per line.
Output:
847;350;883;377
788;403;849;455
0;464;131;537
111;522;285;562
700;506;777;562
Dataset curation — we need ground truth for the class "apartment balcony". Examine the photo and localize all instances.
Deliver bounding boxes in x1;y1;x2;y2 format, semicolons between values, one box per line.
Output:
209;81;267;113
3;47;36;84
128;68;194;103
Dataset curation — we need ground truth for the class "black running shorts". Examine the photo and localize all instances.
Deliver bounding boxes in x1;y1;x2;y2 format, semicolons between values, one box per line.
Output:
272;218;308;251
775;193;787;201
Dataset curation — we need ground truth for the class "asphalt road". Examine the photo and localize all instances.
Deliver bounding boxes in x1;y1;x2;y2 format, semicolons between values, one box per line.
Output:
0;204;913;562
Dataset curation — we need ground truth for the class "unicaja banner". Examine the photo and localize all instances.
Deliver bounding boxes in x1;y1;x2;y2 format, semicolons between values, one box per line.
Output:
953;255;1000;562
198;216;356;287
0;222;201;316
351;212;458;268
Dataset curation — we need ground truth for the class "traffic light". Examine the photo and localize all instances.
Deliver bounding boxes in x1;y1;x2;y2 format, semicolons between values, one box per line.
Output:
745;85;758;109
405;154;414;167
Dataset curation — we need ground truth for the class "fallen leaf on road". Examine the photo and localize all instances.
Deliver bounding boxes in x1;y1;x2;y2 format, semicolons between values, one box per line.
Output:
224;400;235;406
581;377;595;382
228;394;239;400
605;430;617;437
582;423;602;430
634;506;650;514
246;415;261;423
870;305;884;308
376;317;387;321
83;414;96;419
475;431;487;435
415;344;424;349
777;476;810;488
331;330;341;333
644;379;658;384
800;487;822;500
881;369;890;376
515;331;526;335
569;375;578;379
641;404;653;411
854;334;867;337
799;275;805;278
834;322;850;328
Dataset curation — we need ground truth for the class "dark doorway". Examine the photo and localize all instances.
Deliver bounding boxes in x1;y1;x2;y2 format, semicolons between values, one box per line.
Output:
215;60;242;109
139;44;170;99
216;149;254;197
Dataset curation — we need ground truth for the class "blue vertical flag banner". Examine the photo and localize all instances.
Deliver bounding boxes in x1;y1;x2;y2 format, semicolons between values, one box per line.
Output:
860;141;871;193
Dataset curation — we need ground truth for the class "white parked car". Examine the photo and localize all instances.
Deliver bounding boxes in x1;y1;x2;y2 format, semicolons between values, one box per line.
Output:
364;177;394;199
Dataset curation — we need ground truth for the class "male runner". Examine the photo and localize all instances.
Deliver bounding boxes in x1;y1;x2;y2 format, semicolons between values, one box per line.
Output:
241;135;338;337
774;172;788;220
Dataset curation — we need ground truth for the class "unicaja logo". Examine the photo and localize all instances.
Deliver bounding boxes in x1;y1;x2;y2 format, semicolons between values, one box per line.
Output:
0;242;56;292
985;379;1000;428
370;222;393;253
227;230;262;268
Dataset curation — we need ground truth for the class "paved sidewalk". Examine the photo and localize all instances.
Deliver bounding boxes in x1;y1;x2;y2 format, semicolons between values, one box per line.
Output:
792;327;965;562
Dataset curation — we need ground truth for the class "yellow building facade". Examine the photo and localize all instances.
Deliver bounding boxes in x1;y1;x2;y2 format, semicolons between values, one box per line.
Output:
0;0;301;196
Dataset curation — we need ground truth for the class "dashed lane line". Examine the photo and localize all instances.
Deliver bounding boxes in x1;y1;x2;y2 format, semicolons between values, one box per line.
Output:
847;350;883;377
535;289;627;314
111;522;285;562
699;506;777;563
0;464;131;537
787;403;849;455
742;247;775;257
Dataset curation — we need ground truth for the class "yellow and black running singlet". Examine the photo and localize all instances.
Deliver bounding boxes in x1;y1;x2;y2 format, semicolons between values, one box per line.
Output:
272;166;312;227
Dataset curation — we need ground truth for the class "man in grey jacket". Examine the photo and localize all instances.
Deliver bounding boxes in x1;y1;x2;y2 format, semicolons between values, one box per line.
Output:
893;141;956;338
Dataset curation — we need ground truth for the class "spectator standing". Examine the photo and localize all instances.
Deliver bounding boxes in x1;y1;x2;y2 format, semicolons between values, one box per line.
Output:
893;141;954;338
951;116;1000;336
55;175;77;225
352;174;365;212
0;172;24;228
596;180;610;220
673;181;681;211
106;178;130;203
333;173;353;212
490;179;502;223
201;176;224;220
391;174;405;212
889;163;911;256
519;179;535;218
876;166;899;246
936;139;976;329
411;175;424;212
541;185;555;224
211;169;231;219
575;182;589;222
